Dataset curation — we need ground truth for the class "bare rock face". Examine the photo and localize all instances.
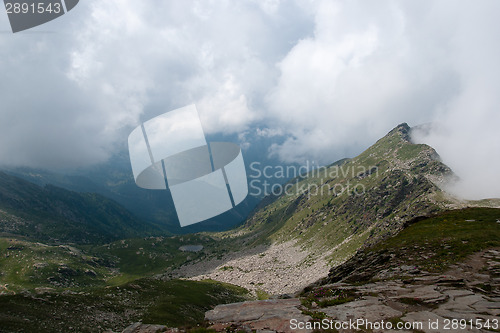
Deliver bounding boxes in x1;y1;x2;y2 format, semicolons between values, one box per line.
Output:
205;299;313;333
203;248;500;332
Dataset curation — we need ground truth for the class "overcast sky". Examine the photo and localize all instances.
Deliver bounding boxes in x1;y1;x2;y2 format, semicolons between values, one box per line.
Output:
0;0;499;199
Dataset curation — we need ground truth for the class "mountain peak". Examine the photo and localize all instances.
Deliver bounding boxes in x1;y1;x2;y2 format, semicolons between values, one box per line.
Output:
387;122;411;142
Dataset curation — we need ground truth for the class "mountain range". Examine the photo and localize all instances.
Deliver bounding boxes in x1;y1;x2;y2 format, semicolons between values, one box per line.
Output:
0;123;499;332
3;150;259;234
0;171;164;244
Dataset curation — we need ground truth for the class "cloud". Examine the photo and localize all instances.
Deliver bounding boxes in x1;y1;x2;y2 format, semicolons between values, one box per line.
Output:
256;127;283;138
0;0;499;198
264;0;500;198
0;0;312;168
410;1;500;199
266;0;459;163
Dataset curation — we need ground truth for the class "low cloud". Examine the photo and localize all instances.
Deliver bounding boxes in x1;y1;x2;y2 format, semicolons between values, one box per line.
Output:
0;0;499;198
265;0;500;198
0;0;310;168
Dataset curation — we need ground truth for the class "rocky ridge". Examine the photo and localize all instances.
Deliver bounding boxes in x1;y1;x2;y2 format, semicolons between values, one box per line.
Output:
202;248;500;333
200;208;500;332
168;124;479;296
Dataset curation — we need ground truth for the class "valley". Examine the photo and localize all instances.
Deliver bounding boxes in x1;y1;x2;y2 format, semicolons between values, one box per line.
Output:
0;124;499;332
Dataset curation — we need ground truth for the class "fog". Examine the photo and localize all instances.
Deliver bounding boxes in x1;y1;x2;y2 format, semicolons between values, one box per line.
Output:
0;0;499;198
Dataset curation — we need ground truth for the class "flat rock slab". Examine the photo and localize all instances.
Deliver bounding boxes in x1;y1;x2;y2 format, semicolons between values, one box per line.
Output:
205;299;312;333
393;285;446;304
356;281;407;296
443;289;475;298
470;300;500;316
322;297;402;322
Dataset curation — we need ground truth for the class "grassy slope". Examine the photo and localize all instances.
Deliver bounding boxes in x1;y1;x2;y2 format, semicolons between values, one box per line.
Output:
319;207;500;286
0;234;249;332
0;238;114;292
372;207;500;273
0;232;239;292
0;278;248;332
222;124;456;265
85;234;229;284
0;172;166;244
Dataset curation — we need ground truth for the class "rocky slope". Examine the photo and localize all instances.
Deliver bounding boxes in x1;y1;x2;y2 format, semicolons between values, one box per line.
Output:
171;240;332;295
172;123;497;296
2;124;500;332
203;208;500;333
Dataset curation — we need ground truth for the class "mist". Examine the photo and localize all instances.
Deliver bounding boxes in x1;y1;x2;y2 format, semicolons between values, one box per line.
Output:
0;0;499;199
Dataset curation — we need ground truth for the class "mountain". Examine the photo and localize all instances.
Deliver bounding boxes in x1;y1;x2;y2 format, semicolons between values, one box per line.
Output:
231;123;455;251
204;207;500;332
236;123;500;250
168;123;499;295
0;171;165;244
1;123;499;332
0;277;248;332
4;150;259;234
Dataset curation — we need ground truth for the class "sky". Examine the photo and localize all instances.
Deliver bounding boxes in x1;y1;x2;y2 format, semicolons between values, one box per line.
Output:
0;0;499;199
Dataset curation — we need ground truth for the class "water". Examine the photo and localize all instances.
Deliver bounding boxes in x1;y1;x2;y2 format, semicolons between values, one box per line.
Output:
179;245;204;252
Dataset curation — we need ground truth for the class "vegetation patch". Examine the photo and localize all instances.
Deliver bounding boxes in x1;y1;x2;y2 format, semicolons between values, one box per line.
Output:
301;287;357;308
371;208;500;273
0;278;248;332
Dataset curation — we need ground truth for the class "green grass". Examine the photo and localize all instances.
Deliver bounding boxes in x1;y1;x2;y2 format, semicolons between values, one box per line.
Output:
396;143;428;160
0;234;250;332
371;207;500;272
87;235;213;276
301;287;357;309
219;265;234;271
0;238;114;292
255;288;270;300
0;233;235;292
0;278;248;332
139;279;248;327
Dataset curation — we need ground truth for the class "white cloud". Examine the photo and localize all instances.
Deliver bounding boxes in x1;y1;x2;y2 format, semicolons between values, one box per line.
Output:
0;0;311;168
410;1;500;199
0;0;499;198
266;0;458;163
263;0;500;198
256;127;283;138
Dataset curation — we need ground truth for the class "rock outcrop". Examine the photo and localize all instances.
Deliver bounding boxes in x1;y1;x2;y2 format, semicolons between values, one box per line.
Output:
205;299;312;333
204;249;500;332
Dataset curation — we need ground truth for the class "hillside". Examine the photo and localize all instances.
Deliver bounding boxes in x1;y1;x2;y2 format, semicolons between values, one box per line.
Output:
205;207;500;332
238;123;454;250
3;151;259;234
1;123;499;332
0;172;165;244
171;123;499;295
0;278;248;332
